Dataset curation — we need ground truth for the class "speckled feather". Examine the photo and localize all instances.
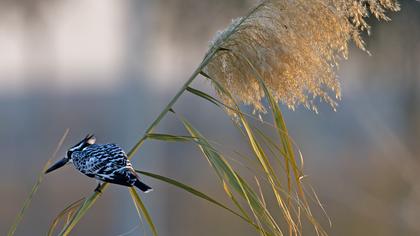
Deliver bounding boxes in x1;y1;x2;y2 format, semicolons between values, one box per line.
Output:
65;135;152;192
72;144;134;184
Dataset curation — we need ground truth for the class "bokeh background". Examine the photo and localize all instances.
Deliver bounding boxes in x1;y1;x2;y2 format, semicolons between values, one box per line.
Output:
1;0;419;235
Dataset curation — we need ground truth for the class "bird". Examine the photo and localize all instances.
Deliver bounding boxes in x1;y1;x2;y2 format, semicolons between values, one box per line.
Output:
45;134;152;193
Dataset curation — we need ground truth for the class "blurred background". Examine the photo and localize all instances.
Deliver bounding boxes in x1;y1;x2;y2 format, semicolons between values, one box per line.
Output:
1;0;419;235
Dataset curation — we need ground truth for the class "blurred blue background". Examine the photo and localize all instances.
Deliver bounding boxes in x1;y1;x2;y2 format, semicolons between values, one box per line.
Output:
1;0;419;235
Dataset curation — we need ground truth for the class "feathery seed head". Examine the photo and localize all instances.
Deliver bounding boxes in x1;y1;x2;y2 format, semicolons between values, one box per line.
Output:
205;0;400;115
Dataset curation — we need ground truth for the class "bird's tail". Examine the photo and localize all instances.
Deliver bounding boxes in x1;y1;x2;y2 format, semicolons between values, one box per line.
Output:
134;179;153;193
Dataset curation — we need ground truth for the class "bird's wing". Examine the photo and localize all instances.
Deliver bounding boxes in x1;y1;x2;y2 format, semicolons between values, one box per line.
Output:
95;167;136;187
82;144;139;186
84;144;128;175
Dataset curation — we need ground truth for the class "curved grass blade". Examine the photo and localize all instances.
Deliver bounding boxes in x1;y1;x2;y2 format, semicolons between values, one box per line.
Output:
135;170;267;232
149;122;270;235
254;128;304;178
225;93;299;234
221;181;266;236
146;125;287;235
58;185;107;236
146;133;194;142
236;52;302;188
199;70;302;235
7;129;69;236
128;188;158;236
186;86;221;107
180;118;283;236
187;85;284;133
7;161;51;236
48;197;85;236
222;181;249;221
235;52;327;235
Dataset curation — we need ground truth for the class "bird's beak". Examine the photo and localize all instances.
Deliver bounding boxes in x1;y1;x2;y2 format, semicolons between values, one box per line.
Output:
45;157;69;174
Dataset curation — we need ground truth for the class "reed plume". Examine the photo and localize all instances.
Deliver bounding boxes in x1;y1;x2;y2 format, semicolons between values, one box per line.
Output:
205;0;400;114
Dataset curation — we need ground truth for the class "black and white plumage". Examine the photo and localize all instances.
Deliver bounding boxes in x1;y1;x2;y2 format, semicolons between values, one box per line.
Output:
45;134;152;193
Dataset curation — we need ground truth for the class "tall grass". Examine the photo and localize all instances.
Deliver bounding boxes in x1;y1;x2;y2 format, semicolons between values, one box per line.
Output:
7;129;69;236
9;0;403;235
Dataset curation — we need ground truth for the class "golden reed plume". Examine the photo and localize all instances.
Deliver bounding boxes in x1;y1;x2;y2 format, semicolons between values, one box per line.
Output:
205;0;400;114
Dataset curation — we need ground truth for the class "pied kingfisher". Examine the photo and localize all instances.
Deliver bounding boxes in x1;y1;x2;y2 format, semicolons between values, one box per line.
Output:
45;134;152;193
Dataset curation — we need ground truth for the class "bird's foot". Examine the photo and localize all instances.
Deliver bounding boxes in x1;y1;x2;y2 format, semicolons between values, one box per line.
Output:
94;183;102;193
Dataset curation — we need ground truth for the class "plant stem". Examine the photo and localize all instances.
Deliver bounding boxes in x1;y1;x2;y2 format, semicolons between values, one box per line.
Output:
48;2;301;235
127;48;216;159
59;3;265;234
59;47;219;236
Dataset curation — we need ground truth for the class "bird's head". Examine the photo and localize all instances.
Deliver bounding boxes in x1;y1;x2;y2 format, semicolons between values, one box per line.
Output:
45;134;96;174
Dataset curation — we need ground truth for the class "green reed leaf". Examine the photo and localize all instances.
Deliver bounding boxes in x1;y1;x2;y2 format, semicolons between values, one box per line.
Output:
129;188;158;236
180;118;283;236
235;52;327;236
146;133;194;142
186;86;221;108
58;188;105;236
48;198;85;236
135;169;265;231
198;69;301;235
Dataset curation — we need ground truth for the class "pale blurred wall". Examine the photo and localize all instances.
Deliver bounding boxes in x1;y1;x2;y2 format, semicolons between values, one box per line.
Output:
1;0;420;236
